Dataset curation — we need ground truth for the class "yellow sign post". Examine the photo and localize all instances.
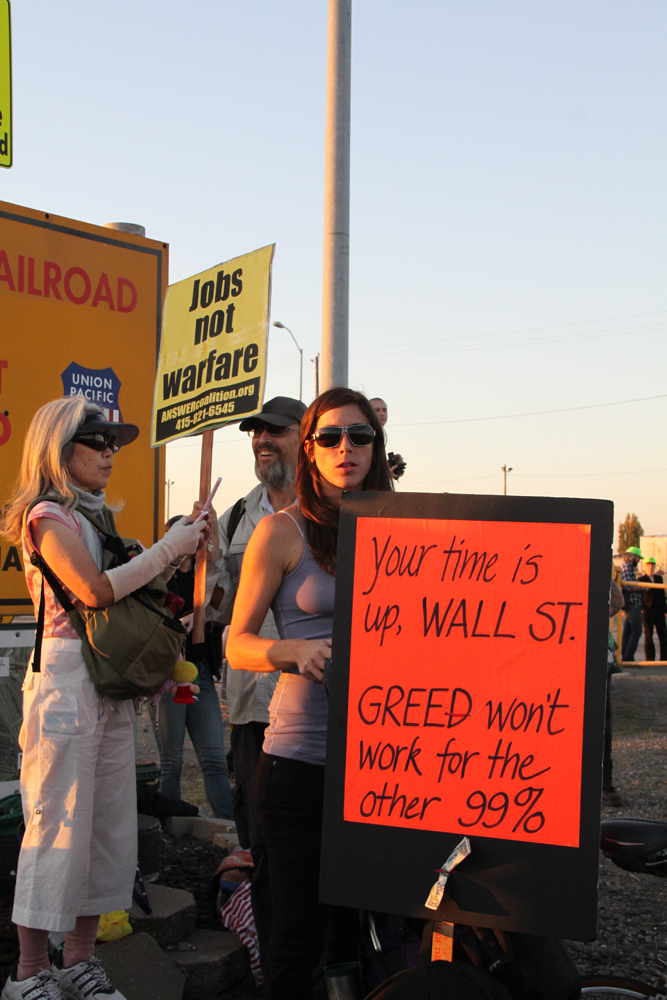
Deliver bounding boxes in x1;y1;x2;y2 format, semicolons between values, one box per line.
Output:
151;244;274;642
0;1;11;169
0;201;168;618
151;244;274;446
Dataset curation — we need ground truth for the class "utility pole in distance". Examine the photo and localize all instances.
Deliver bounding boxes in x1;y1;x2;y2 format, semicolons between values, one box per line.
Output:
502;465;513;495
321;0;351;390
312;353;320;396
165;479;175;520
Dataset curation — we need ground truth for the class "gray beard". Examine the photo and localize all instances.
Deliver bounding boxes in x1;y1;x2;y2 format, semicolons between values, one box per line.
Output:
255;458;295;490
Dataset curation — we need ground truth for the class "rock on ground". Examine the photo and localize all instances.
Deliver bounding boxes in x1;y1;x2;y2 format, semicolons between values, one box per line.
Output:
95;932;186;1000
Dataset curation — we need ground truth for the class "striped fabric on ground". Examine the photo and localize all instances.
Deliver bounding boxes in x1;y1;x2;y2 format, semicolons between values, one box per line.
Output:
220;879;262;984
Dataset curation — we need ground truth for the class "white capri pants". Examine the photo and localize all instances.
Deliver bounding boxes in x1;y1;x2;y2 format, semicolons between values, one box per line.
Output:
12;637;137;931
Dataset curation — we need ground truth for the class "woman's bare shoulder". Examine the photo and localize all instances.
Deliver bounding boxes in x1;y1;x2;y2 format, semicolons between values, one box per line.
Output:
248;507;302;548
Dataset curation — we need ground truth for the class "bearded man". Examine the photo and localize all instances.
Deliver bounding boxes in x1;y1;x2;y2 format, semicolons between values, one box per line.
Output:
212;395;305;970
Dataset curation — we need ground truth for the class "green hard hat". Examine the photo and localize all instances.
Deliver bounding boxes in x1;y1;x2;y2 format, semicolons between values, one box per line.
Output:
645;556;657;564
626;546;643;556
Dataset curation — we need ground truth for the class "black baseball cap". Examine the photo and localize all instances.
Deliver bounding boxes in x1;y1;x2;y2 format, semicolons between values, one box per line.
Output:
239;396;306;432
72;410;139;447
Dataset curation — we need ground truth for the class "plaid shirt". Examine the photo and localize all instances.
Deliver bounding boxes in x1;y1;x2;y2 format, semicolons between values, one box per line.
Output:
621;560;643;608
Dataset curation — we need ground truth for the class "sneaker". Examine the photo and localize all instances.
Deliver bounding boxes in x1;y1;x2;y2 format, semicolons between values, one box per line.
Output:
603;787;623;807
50;959;125;1000
1;966;65;1000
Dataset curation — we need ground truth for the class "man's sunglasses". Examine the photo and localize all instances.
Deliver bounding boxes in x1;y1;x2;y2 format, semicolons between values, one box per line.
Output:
310;424;375;448
72;432;120;454
247;422;298;438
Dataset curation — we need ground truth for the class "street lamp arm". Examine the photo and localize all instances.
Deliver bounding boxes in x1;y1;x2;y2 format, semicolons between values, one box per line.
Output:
273;321;304;401
273;321;302;353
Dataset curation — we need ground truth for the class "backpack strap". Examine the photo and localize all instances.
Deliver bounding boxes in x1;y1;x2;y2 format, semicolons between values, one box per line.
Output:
226;497;246;545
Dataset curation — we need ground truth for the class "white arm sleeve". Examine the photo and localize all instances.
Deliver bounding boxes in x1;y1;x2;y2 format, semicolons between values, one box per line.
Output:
105;517;207;603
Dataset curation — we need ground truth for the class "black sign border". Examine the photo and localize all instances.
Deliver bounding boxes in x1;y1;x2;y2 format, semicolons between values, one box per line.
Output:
321;491;613;942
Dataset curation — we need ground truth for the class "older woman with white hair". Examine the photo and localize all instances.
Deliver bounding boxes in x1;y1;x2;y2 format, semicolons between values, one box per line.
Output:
0;396;207;1000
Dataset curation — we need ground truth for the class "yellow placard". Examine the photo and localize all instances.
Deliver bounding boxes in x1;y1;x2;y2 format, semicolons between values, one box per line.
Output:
0;201;168;617
151;244;274;446
0;1;10;169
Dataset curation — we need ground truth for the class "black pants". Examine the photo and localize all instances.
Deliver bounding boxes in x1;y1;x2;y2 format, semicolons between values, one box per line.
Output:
255;753;359;1000
230;721;271;971
642;608;667;661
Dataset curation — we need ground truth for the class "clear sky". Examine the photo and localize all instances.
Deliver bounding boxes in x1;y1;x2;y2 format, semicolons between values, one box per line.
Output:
3;1;667;544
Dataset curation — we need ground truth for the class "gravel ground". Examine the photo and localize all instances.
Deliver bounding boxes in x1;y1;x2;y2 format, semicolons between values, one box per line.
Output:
565;668;667;990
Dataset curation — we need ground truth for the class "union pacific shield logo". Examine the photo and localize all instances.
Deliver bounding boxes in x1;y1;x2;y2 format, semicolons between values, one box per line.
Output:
61;362;123;422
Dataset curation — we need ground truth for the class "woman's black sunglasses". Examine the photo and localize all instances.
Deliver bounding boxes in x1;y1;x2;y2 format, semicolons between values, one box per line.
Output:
72;432;120;454
310;424;375;448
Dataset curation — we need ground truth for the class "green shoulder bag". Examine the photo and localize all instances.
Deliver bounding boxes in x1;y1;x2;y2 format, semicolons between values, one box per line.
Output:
24;496;185;700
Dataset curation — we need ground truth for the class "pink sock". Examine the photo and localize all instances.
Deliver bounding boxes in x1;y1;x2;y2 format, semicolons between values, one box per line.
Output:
16;926;50;981
63;915;100;969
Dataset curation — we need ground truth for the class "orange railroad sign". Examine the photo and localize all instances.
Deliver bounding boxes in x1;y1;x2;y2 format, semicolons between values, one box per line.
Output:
0;201;168;618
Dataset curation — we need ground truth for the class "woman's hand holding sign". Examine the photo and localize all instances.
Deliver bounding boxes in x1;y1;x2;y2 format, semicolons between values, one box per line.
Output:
290;637;332;684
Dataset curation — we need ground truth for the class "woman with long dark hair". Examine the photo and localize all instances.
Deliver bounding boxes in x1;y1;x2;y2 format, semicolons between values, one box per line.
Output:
227;387;392;1000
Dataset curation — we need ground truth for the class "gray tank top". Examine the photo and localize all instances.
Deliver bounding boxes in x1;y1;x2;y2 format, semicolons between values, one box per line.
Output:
262;509;334;766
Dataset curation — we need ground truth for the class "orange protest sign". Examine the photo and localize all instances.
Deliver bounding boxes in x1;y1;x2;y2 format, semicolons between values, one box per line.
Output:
321;492;613;941
344;517;590;848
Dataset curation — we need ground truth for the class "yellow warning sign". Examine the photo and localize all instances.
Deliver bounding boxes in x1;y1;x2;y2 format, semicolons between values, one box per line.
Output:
0;1;11;169
151;244;274;446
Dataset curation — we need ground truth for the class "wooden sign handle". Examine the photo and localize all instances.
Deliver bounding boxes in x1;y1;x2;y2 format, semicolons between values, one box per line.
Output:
193;430;214;645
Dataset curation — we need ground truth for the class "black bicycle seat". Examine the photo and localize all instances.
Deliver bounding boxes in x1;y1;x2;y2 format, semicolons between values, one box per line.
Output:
601;817;667;876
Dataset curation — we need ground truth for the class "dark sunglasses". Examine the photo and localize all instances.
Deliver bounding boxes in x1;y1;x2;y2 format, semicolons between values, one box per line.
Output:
311;424;375;448
247;422;298;438
72;432;120;454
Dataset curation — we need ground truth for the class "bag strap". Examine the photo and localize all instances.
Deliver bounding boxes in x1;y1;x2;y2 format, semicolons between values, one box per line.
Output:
22;497;79;673
70;504;130;566
27;549;87;672
32;573;46;673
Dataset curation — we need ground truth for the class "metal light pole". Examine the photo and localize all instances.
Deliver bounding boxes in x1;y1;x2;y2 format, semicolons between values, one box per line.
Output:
321;0;351;390
502;465;513;495
273;321;303;401
312;353;320;396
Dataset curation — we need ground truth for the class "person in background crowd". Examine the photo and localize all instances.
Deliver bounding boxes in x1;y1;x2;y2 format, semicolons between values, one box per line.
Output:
0;397;207;1000
156;513;233;819
638;557;667;663
604;579;624;808
620;546;643;662
227;387;393;1000
210;396;305;967
370;397;406;480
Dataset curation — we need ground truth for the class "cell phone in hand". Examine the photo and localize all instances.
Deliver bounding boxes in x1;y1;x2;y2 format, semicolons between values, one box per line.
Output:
195;477;222;522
